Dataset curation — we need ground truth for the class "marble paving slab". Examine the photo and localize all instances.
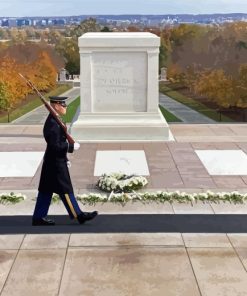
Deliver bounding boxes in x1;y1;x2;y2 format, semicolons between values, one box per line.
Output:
188;248;247;296
94;150;150;176
59;247;200;296
69;233;184;247
195;150;247;175
1;249;66;296
0;152;44;177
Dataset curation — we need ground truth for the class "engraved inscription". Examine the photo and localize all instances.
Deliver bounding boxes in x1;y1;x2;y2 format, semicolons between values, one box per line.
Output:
92;52;147;112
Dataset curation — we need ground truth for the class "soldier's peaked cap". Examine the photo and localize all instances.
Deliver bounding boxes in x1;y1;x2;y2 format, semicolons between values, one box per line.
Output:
49;96;68;103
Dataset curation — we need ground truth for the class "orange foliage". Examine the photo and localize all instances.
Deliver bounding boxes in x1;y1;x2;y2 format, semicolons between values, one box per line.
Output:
194;70;235;108
0;50;57;111
167;63;184;83
0;57;28;108
31;51;57;91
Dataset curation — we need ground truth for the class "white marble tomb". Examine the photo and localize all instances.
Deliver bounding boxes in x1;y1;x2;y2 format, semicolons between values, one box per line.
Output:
70;32;173;142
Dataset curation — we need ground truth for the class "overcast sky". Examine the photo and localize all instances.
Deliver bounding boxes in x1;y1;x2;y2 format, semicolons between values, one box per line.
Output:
0;0;247;17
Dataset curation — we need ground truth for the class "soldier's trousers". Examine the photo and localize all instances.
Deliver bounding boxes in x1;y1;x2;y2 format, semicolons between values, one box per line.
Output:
32;191;82;220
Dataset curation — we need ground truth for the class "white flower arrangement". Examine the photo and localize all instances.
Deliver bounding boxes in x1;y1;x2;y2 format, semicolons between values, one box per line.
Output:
97;173;148;193
76;190;247;206
0;192;26;204
2;190;247;206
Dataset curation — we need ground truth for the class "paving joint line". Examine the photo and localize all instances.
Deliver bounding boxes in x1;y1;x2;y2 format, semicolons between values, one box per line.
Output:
166;143;186;188
226;233;247;274
181;234;203;296
57;233;71;296
0;234;26;295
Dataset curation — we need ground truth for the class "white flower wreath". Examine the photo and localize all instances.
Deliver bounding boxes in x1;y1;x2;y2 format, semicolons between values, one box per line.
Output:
97;172;148;193
0;192;26;204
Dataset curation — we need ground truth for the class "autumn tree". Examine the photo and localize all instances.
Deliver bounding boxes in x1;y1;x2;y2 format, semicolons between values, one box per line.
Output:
164;22;247;109
0;28;9;40
0;43;64;71
25;27;36;40
72;18;100;38
127;26;141;32
194;69;235;108
53;18;101;74
55;37;79;74
0;48;59;112
47;29;62;44
8;28;27;44
0;81;9;110
166;63;185;83
236;64;247;108
0;57;29;109
159;28;172;70
31;51;57;90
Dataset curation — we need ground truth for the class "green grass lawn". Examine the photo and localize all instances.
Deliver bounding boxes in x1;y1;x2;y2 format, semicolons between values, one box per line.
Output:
0;84;72;123
159;105;182;122
61;96;80;123
159;83;234;122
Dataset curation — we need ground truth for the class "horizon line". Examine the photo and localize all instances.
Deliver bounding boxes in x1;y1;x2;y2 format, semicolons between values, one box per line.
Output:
2;12;247;18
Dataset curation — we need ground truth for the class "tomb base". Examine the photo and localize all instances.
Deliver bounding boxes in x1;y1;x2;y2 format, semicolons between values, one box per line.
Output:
70;110;174;142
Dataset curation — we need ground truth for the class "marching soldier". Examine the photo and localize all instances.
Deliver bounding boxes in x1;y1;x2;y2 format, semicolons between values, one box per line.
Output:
32;96;98;226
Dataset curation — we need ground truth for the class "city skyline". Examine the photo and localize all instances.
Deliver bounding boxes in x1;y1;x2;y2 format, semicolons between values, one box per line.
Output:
0;0;247;17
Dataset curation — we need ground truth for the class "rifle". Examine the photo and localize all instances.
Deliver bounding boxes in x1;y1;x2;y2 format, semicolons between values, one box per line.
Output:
18;73;75;144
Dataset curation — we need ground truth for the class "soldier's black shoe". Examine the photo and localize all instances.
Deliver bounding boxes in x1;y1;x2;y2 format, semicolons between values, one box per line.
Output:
32;217;55;226
77;211;98;224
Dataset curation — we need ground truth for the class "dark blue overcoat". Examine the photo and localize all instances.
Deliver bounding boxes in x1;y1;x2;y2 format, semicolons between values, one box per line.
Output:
38;113;74;194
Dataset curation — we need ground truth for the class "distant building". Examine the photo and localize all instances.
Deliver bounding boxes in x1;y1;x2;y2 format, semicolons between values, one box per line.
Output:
1;19;8;27
8;19;17;27
30;19;36;26
0;14;247;28
52;19;66;26
16;19;31;27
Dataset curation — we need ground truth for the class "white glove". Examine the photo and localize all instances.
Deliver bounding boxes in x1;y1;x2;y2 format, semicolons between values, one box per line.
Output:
74;142;80;150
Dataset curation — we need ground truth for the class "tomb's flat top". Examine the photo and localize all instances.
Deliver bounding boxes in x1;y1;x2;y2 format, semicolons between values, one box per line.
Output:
79;32;160;48
81;32;158;38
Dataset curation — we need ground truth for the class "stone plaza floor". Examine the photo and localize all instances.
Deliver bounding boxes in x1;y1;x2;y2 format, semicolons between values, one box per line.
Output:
0;123;247;295
1;124;247;191
1;233;247;296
